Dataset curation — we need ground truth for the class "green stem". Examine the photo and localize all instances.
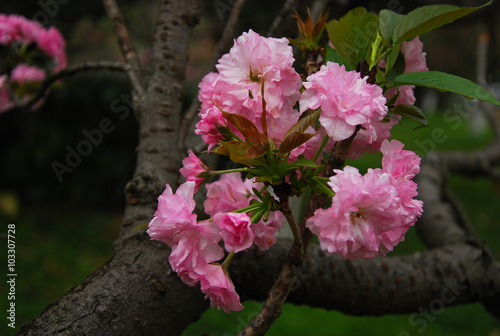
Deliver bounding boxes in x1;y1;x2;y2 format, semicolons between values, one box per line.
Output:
221;251;235;271
313;135;329;162
209;167;249;176
232;202;262;213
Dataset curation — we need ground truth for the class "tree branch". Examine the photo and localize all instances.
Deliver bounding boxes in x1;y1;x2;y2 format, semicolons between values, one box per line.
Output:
6;61;129;112
17;1;202;335
102;0;143;94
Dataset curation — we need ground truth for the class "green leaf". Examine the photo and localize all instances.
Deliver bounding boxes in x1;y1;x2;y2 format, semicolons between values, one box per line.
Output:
279;132;315;153
324;44;354;71
220;140;266;166
285;109;320;139
210;145;229;156
392;104;428;127
393;2;491;44
291;158;321;168
326;7;379;69
393;71;500;105
379;9;404;41
384;43;401;77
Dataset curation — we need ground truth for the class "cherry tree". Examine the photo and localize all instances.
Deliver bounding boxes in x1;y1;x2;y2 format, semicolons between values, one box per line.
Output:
1;0;499;335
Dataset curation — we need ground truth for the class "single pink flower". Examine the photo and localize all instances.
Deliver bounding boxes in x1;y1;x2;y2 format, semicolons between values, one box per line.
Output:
252;211;285;251
36;27;67;71
10;64;46;84
216;29;301;119
147;181;198;246
300;62;387;141
306;165;422;259
198;263;244;313
168;220;224;286
347;116;399;160
213;212;254;253
381;139;421;180
204;173;263;216
179;151;209;192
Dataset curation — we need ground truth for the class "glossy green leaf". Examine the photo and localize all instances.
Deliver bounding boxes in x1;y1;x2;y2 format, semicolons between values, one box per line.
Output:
393;2;491;43
291;158;321;168
324;44;354;71
384;43;401;77
393;71;500;105
326;7;379;68
379;9;404;41
392;104;428;127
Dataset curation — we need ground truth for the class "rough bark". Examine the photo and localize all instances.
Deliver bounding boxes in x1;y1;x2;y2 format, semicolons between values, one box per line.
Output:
17;0;204;335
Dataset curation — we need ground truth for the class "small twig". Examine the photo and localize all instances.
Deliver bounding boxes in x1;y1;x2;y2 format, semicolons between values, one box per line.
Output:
178;0;247;156
102;0;144;97
7;60;129;112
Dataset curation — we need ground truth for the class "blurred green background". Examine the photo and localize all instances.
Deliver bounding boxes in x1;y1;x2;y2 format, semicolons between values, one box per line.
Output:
1;0;500;335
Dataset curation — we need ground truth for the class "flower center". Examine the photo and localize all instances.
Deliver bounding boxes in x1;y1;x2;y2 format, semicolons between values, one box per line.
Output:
248;65;261;82
349;208;365;226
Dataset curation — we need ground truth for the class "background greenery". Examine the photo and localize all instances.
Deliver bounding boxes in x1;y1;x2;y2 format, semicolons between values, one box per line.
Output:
1;1;500;335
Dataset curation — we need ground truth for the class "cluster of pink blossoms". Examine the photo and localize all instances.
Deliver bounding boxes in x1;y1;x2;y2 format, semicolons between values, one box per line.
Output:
196;30;303;150
149;30;425;312
0;14;67;112
148;173;285;312
306;139;423;259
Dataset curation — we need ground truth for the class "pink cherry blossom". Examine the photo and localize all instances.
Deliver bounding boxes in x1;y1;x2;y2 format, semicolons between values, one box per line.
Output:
168;220;224;285
204;173;264;216
179;151;209;192
195;106;227;151
381;139;421;180
196;31;303;148
213;212;254;253
36;27;67;71
198;263;244;313
216;29;301;119
10;64;46;83
347;116;399;160
300;62;387;141
147;181;198;246
0;14;66;71
385;37;428;106
252;211;285;251
306;165;422;259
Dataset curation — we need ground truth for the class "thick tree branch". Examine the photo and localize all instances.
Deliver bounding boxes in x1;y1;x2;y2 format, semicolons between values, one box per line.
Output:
6;61;129;113
17;1;201;335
